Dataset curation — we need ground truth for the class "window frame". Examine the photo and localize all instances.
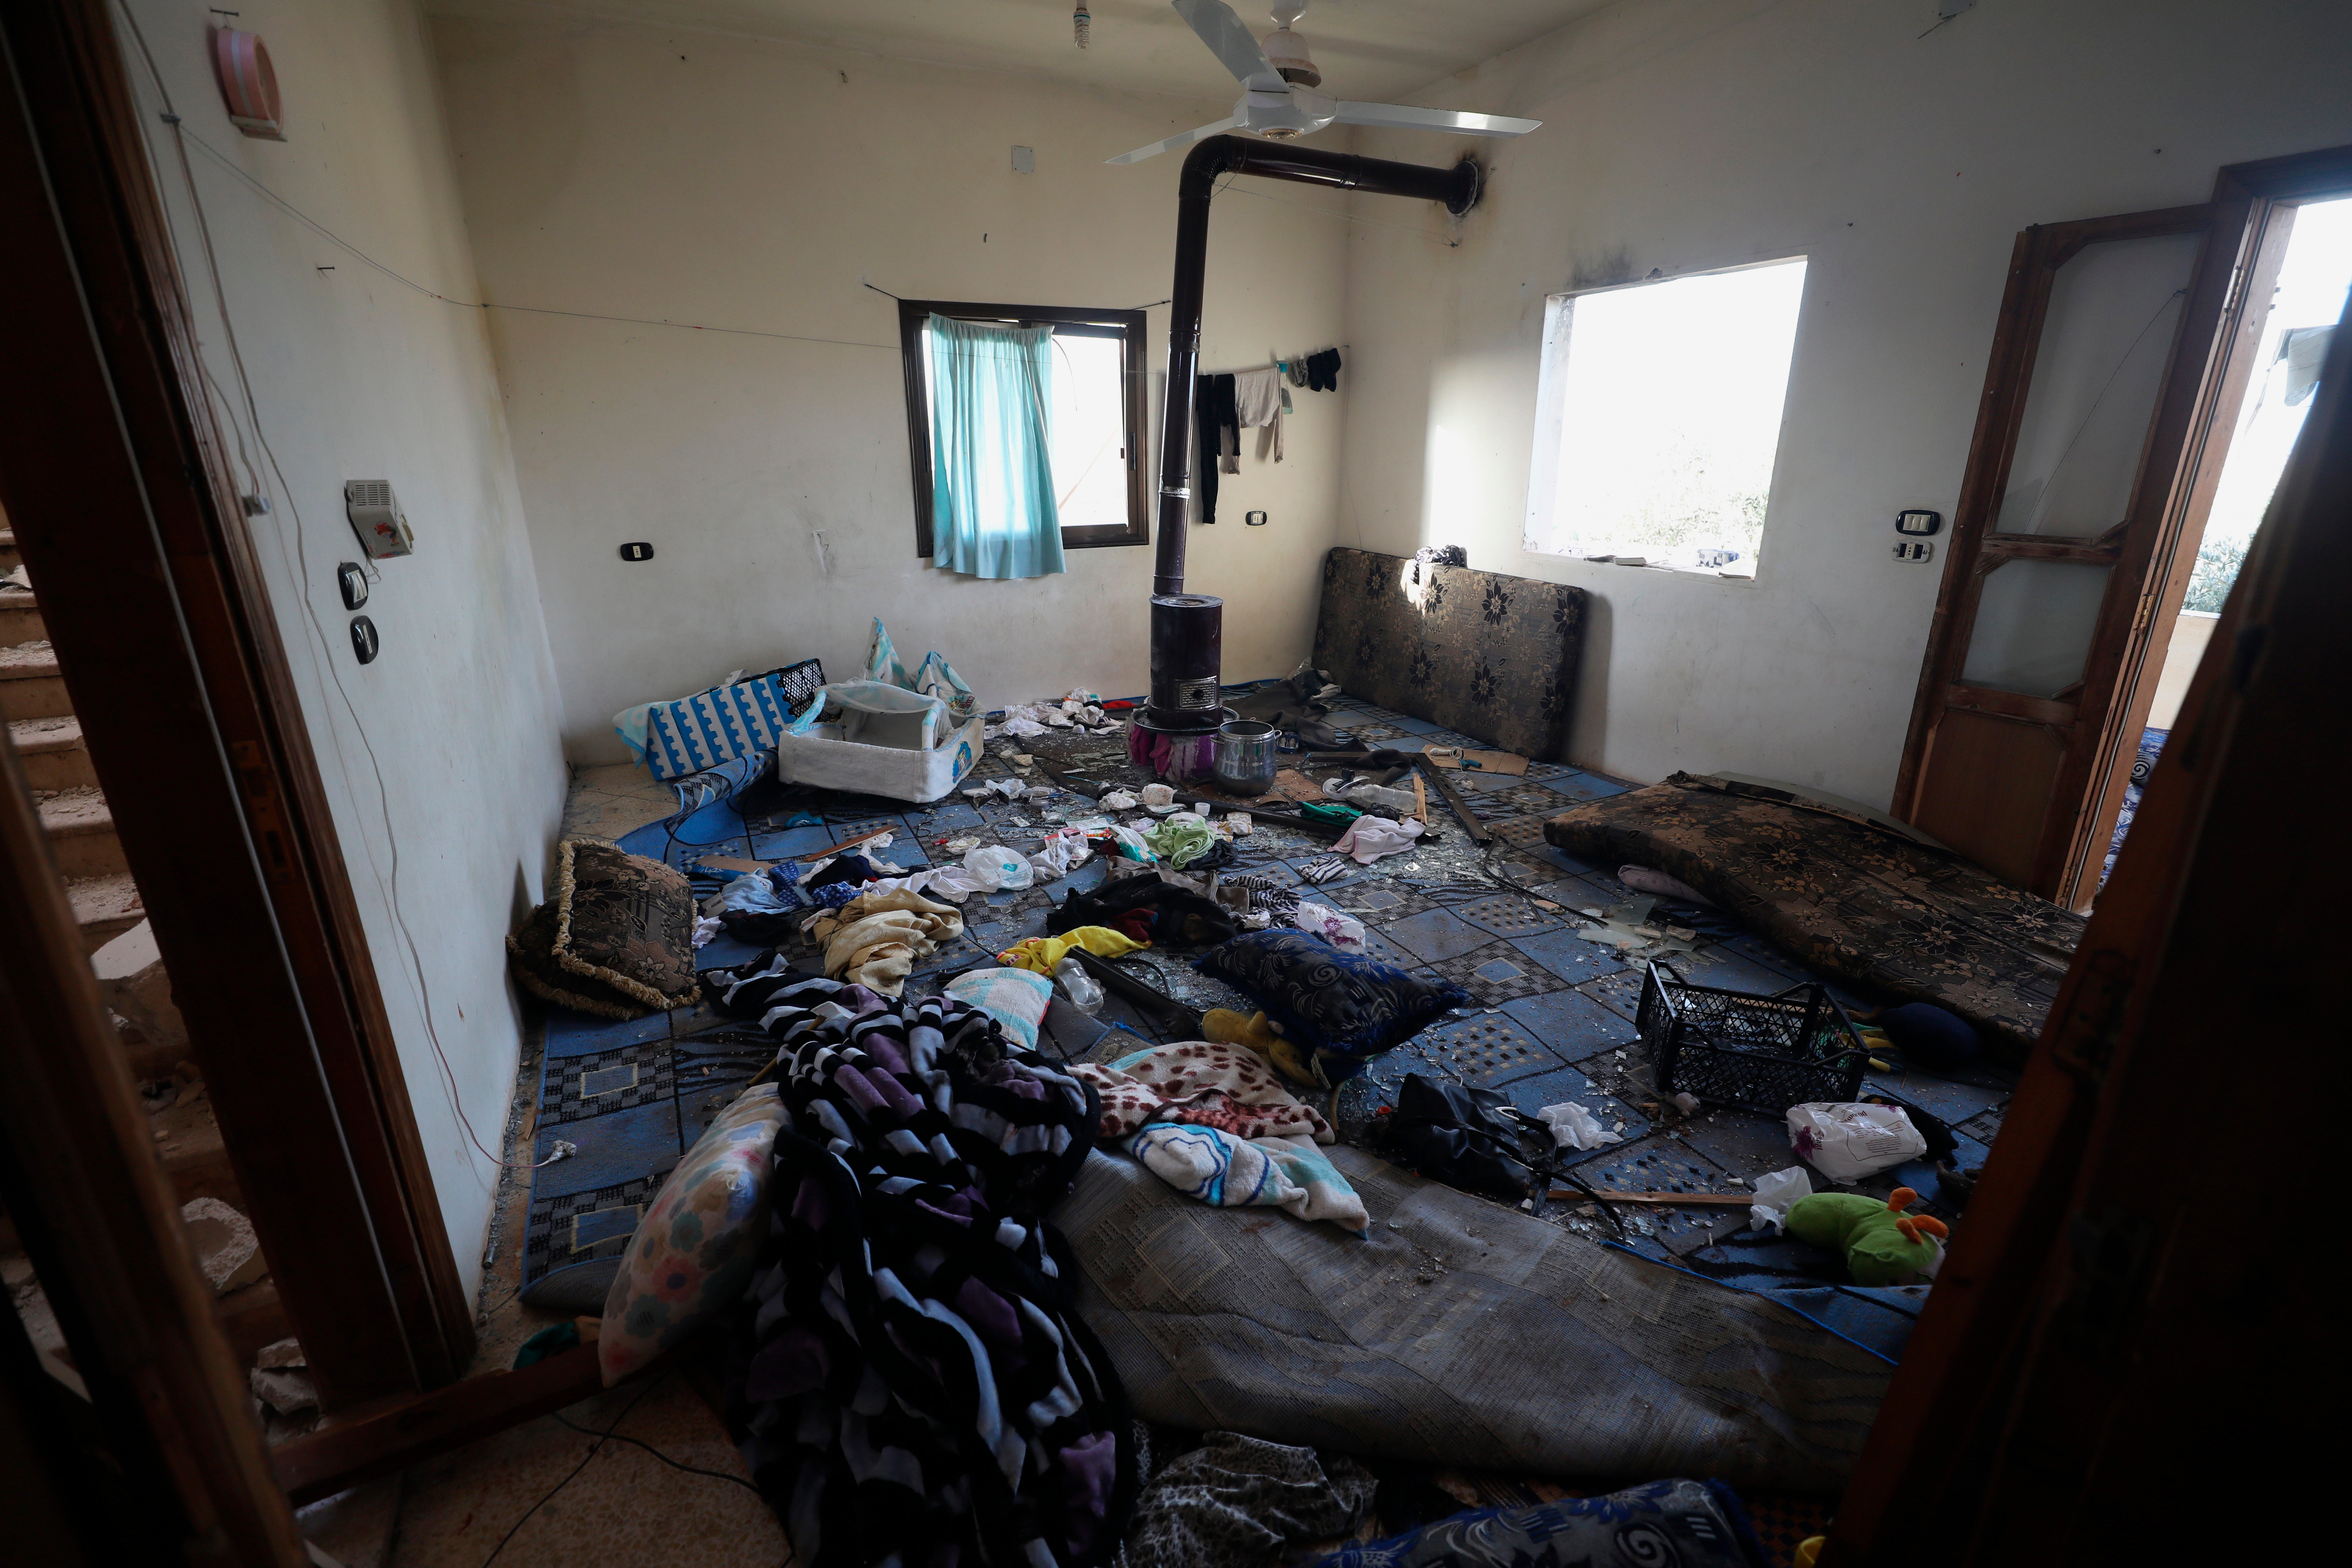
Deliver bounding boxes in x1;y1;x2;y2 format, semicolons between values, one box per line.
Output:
896;298;1150;557
1522;254;1809;578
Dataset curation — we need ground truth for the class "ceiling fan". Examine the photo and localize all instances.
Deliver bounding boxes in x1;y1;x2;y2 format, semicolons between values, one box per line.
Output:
1108;0;1541;165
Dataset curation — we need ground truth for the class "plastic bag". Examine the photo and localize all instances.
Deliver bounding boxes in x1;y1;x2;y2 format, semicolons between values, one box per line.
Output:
1052;954;1104;1015
1290;901;1366;953
963;843;1035;892
1325;777;1418;814
1029;827;1091;880
1535;1100;1622;1152
1786;1102;1927;1182
1747;1164;1814;1234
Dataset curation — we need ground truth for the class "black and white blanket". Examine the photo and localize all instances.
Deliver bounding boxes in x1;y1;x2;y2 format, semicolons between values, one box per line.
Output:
712;962;1136;1567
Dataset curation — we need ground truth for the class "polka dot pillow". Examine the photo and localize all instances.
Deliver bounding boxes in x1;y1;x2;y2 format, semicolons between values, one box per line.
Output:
600;1084;787;1385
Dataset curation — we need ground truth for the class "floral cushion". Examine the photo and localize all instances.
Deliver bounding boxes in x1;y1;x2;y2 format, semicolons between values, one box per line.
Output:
599;1084;787;1384
1543;775;2084;1062
1195;931;1470;1084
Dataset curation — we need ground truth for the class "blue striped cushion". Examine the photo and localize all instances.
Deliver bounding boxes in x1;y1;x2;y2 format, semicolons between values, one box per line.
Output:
646;674;792;780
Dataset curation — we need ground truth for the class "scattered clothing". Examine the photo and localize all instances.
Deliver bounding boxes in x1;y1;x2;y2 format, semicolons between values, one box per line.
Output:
1130;1127;1370;1234
1295;854;1351;886
1233;366;1284;462
1304;347;1342;392
1053;877;1240;949
1196;372;1238;522
805;887;962;995
1119;1433;1376;1568
1073;1040;1334;1144
1142;818;1215;868
710;973;1133;1567
1306;1478;1764;1568
1001;924;1147;975
1332;815;1424;864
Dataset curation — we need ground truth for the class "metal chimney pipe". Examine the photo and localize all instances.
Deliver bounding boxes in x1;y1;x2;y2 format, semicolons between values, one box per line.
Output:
1141;137;1477;734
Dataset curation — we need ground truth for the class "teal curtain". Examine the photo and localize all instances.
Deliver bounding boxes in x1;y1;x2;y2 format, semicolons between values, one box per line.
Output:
927;313;1066;579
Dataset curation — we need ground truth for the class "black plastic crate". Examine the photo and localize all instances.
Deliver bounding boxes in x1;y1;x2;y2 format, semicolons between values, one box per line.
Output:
1636;961;1868;1117
766;657;825;712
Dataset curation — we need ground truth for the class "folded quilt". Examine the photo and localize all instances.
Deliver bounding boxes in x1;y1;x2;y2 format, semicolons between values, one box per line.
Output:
1072;1041;1334;1144
706;969;1137;1568
806;886;962;995
1130;1126;1370;1235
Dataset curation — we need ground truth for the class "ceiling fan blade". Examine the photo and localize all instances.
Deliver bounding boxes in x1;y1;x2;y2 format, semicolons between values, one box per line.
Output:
1173;0;1287;92
1106;115;1242;165
1333;102;1543;138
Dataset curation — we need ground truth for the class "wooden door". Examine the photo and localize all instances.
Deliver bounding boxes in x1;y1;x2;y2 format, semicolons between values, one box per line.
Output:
1894;202;2250;902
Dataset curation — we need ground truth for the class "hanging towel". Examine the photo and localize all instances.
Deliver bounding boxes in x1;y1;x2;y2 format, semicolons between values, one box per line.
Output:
1234;367;1284;463
1195;373;1239;523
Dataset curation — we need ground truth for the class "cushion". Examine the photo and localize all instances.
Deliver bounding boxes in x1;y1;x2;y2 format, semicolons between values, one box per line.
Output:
646;671;795;781
1195;931;1470;1083
943;966;1054;1051
1311;547;1587;761
507;840;701;1019
600;1084;789;1384
1542;775;2082;1062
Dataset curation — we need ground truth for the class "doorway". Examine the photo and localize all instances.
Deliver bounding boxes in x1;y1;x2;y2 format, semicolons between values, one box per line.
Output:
2099;194;2352;886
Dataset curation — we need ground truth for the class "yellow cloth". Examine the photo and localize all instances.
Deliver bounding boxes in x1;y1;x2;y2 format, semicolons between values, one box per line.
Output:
998;925;1144;975
1205;1007;1317;1088
810;887;962;996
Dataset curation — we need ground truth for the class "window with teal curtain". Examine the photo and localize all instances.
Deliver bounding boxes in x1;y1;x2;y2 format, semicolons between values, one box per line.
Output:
925;313;1067;580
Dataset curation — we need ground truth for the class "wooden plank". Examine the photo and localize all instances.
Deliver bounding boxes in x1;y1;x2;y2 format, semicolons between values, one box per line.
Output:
272;1342;610;1508
1415;757;1491;845
1941;685;2078;727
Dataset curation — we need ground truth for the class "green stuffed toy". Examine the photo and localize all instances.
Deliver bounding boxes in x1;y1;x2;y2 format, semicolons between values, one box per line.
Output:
1785;1185;1949;1286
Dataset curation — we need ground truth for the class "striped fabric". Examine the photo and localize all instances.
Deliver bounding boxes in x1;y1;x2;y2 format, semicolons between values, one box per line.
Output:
646;673;794;780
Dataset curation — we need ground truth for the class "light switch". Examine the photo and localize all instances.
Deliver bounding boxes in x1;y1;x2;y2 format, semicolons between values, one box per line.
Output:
1894;539;1934;563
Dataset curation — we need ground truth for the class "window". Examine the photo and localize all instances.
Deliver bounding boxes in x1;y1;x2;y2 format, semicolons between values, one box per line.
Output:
897;300;1149;558
1524;257;1807;576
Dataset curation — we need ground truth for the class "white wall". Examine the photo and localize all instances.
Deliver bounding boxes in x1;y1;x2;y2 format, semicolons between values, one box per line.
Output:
1337;0;2352;805
119;0;569;1293
429;12;1354;762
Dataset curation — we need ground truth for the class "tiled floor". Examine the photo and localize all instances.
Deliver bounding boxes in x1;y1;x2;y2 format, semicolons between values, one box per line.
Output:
416;705;2015;1564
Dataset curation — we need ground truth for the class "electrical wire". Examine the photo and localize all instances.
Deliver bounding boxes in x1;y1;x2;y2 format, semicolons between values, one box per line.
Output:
477;1374;668;1567
114;4;565;1176
549;1410;764;1493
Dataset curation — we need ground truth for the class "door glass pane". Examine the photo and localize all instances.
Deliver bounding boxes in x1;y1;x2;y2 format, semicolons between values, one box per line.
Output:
1995;231;2204;538
1960;558;2114;698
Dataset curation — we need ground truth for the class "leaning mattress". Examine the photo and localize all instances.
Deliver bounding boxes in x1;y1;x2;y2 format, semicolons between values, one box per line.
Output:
1066;1144;1887;1493
1544;774;2082;1060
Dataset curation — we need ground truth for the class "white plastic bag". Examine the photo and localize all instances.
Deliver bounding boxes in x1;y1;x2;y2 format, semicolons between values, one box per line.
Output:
1786;1103;1927;1183
1291;902;1367;953
1325;777;1418;814
963;843;1034;892
1536;1101;1623;1152
1029;827;1091;880
1100;790;1139;810
1747;1165;1814;1234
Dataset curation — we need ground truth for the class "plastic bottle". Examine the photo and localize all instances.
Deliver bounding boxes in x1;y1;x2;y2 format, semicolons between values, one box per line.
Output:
1054;954;1104;1015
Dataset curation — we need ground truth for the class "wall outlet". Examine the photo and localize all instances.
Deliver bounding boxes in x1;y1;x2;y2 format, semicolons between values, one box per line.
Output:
1894;539;1935;563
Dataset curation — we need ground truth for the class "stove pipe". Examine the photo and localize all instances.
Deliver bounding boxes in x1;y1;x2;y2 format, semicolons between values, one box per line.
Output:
1144;138;1479;732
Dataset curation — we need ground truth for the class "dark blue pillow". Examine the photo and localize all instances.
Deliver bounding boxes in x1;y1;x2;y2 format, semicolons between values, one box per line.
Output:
1195;930;1470;1078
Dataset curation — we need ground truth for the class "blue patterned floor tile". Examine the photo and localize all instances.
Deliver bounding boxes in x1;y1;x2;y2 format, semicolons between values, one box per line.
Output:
1713;931;1819;980
1355;927;1421;971
1415;1013;1565;1088
1380;908;1494;964
1664;945;1809;997
531;1097;681;1196
907;800;987;833
1453;894;1566;941
1544;774;1632;804
1508;926;1628;987
747;825;834;860
1500;985;1642;1059
1388;716;1442;735
1576;966;1648;1023
694;932;767;972
1425;941;1562;1006
543;1007;673;1059
1862;1072;2010;1128
1673;1109;1804;1181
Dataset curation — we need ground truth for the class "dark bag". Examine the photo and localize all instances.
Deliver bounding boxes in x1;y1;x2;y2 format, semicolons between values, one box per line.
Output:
1053;876;1240;949
1383;1075;1625;1229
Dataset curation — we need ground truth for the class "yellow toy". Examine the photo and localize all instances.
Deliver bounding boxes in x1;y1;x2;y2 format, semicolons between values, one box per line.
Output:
1203;1007;1319;1088
1785;1185;1949;1286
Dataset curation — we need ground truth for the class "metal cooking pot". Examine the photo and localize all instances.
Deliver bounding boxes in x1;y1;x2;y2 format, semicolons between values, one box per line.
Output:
1212;719;1278;796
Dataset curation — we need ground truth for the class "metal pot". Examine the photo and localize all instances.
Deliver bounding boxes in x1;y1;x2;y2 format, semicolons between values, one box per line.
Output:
1212;719;1278;796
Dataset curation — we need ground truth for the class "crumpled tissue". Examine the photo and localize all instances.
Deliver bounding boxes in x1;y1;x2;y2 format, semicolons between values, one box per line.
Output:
1536;1101;1623;1152
1747;1165;1814;1234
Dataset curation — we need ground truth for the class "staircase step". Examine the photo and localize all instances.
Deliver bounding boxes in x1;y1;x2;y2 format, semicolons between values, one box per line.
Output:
0;642;69;721
68;871;144;953
0;587;43;645
37;787;127;879
10;715;96;789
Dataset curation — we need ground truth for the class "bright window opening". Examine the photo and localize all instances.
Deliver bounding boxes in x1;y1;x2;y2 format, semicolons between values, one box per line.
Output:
1525;257;1807;575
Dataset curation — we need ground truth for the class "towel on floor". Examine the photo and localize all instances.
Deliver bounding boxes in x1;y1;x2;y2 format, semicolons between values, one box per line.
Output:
1130;1125;1370;1234
1072;1041;1334;1144
806;887;962;995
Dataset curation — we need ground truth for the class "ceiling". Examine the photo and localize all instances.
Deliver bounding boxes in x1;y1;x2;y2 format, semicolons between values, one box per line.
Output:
429;0;1615;104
